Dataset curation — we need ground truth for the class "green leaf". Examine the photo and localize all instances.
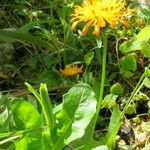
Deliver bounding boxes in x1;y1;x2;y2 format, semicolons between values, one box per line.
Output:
26;56;39;69
25;82;55;138
105;105;122;149
17;21;41;34
144;66;150;77
4;64;25;80
92;145;108;150
119;40;147;54
132;116;141;124
110;83;124;96
143;121;150;132
136;25;150;42
140;8;150;24
10;98;42;130
53;103;62;115
102;94;118;109
54;83;97;150
36;69;62;87
143;77;150;89
15;129;42;150
124;104;136;115
39;83;54;128
119;53;137;78
84;51;94;66
0;30;54;50
42;130;53;150
74;140;108;150
140;41;150;58
0;109;9;133
119;40;134;54
43;53;59;68
119;25;150;58
135;92;149;101
0;93;8;107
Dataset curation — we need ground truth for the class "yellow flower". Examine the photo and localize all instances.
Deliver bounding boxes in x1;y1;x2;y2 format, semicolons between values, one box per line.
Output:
71;0;135;36
60;64;83;76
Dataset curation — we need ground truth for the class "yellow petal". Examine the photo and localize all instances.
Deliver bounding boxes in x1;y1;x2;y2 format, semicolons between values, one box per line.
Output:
82;20;94;36
71;20;80;31
120;19;129;27
93;25;100;37
70;0;136;36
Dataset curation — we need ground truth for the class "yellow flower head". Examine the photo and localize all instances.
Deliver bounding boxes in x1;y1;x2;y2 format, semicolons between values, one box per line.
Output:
71;0;135;36
60;64;83;76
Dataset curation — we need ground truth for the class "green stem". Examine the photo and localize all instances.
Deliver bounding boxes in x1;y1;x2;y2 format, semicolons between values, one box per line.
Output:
95;47;102;65
98;29;107;110
91;28;107;137
0;127;43;145
0;135;22;145
122;64;150;115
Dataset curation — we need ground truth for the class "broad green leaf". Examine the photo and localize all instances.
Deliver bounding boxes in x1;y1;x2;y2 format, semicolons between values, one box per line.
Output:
120;40;150;58
69;117;102;150
10;98;42;129
119;25;150;58
84;51;94;66
7;143;15;150
119;53;137;78
119;40;146;54
15;129;42;150
102;94;118;109
36;69;62;86
42;130;53;150
54;83;97;150
105;105;122;149
143;77;150;89
73;138;107;150
92;145;108;150
140;42;150;58
124;41;150;58
110;83;124;96
53;103;62;115
124;104;136;115
119;40;133;54
136;25;150;42
0;30;54;50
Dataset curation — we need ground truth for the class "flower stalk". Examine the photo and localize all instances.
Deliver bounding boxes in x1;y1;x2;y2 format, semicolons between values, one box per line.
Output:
70;0;137;141
90;28;108;138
